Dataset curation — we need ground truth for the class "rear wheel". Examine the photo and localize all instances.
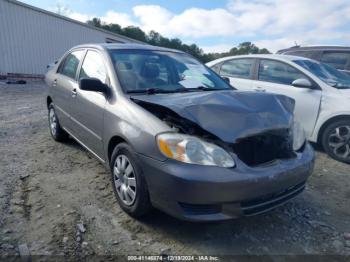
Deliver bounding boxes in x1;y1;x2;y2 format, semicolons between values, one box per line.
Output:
322;119;350;164
48;104;68;142
110;143;152;217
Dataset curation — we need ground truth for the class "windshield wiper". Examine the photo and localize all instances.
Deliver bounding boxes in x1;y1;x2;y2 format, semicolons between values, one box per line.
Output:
185;86;229;91
126;88;183;94
126;86;230;95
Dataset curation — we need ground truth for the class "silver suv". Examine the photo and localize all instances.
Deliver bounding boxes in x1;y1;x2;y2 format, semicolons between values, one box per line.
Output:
45;44;314;221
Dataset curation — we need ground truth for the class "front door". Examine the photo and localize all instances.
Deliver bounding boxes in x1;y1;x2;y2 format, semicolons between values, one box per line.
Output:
251;59;322;138
70;50;108;159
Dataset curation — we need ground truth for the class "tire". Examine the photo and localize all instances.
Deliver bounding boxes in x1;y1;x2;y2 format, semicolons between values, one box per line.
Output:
48;103;69;142
322;119;350;164
110;143;152;217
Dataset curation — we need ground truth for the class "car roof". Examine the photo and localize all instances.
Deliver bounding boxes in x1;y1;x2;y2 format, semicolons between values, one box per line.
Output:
278;45;350;53
206;54;311;65
71;43;184;53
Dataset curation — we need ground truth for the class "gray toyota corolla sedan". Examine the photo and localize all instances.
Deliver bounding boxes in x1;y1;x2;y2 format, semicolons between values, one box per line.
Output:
45;43;314;221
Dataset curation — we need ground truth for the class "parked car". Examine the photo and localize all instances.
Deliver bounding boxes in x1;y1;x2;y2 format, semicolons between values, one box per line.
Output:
207;54;350;163
45;44;314;221
277;46;350;75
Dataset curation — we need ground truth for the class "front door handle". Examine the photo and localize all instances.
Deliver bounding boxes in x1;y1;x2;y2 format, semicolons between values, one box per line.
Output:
254;87;266;92
52;79;57;87
71;88;77;97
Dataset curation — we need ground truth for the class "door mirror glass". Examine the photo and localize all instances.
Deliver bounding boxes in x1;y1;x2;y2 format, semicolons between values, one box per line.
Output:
292;78;313;88
79;77;107;93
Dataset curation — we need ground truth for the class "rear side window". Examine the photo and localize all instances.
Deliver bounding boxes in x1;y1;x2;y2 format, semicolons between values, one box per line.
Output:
258;59;307;85
220;59;254;79
59;50;84;79
320;52;350;70
79;50;107;84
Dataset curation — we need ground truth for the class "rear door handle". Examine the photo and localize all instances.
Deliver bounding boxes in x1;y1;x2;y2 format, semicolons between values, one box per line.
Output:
52;79;57;87
71;88;77;97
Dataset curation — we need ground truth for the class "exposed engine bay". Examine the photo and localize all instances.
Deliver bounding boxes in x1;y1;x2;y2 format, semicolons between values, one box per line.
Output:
131;90;296;166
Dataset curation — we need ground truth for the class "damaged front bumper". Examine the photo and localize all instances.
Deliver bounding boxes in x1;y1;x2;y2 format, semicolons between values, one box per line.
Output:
138;143;315;222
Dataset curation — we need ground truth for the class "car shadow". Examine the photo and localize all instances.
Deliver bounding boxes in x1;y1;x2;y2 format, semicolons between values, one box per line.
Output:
309;142;324;152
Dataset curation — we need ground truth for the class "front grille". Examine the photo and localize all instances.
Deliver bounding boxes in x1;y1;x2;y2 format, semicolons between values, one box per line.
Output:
232;129;295;166
241;181;306;216
179;203;222;215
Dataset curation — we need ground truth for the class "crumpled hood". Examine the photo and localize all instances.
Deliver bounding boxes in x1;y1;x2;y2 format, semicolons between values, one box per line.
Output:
131;90;295;143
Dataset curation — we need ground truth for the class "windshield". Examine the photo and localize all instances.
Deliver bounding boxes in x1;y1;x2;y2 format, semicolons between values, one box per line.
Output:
294;59;350;89
109;49;232;93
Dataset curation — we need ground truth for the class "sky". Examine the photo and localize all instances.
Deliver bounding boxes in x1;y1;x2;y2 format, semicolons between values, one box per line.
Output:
22;0;350;53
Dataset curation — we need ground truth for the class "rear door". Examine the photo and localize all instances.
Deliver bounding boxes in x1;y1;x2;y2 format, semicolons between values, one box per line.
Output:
52;50;85;132
70;49;108;158
251;59;322;138
218;58;256;91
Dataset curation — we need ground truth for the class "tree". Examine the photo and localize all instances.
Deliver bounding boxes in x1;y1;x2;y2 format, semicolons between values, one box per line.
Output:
87;18;102;27
122;26;147;42
86;18;270;62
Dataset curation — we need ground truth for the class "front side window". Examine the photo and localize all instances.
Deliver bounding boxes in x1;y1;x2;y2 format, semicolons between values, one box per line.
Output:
258;59;307;85
59;50;84;79
79;50;107;84
109;50;232;93
320;52;350;70
220;59;254;79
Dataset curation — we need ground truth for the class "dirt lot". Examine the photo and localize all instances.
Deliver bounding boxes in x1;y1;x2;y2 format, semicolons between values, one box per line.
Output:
0;80;350;260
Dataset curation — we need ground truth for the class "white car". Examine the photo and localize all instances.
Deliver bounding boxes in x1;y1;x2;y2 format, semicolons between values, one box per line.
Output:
207;54;350;163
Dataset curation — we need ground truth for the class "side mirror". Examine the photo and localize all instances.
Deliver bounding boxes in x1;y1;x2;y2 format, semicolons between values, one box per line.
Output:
79;78;108;93
292;78;312;88
222;76;230;84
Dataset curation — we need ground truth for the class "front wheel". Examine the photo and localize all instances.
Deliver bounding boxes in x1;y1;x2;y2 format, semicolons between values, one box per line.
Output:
110;143;152;217
322;119;350;164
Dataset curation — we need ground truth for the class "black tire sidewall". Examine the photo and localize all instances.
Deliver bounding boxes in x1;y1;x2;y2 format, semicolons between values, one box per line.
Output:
322;119;350;164
110;143;151;217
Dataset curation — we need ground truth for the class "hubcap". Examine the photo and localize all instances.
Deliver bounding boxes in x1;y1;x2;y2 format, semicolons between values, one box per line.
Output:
49;108;57;136
328;125;350;159
113;155;137;206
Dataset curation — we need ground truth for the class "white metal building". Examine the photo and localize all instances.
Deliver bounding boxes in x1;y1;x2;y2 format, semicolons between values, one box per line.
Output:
0;0;141;76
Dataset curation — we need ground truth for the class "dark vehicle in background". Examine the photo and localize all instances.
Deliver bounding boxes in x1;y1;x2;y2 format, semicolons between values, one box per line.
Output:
277;46;350;75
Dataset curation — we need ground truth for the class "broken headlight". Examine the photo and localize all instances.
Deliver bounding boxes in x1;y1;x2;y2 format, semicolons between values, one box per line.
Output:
293;120;306;151
157;133;235;168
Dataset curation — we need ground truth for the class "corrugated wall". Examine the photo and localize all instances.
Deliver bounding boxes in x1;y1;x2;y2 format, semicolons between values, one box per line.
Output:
0;0;138;75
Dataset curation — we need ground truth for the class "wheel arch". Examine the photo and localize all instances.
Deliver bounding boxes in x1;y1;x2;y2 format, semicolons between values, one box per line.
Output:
107;135;128;163
47;96;53;109
317;115;350;144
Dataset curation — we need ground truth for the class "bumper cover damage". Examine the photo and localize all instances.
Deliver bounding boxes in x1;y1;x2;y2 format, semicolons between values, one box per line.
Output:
130;90;314;221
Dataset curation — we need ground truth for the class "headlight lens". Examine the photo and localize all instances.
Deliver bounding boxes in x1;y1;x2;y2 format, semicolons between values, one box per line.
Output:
293;120;306;151
157;133;235;168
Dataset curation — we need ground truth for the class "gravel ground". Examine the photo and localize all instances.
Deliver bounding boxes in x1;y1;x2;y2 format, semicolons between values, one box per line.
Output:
0;81;350;260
